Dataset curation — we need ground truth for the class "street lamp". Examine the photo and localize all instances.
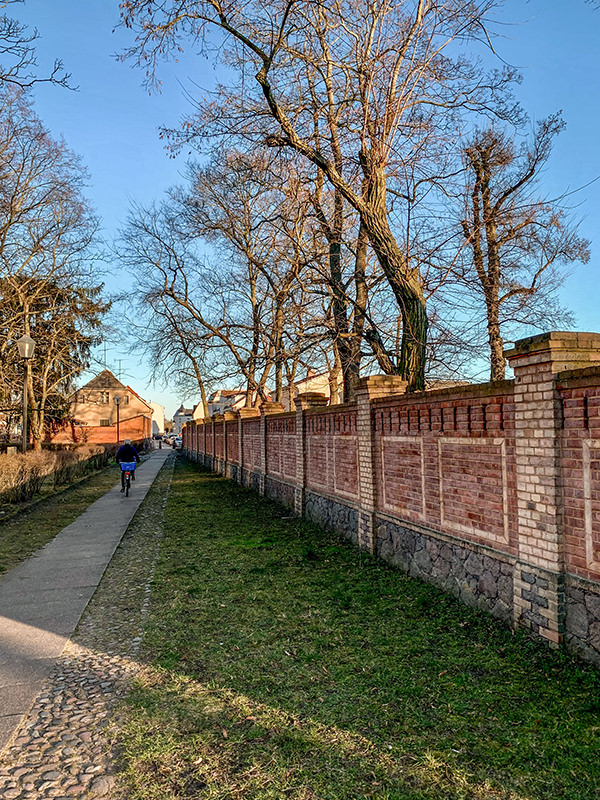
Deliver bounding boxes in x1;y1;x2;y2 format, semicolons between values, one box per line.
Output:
16;334;35;454
113;395;121;444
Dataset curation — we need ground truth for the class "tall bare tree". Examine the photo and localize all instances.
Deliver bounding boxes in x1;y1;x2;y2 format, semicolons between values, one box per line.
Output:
121;0;521;390
458;115;589;380
0;85;107;447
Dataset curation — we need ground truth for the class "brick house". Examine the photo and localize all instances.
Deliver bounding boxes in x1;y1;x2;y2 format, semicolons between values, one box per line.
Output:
50;369;152;445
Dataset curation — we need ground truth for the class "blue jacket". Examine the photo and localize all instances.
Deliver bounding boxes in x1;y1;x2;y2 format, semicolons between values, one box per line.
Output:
116;443;140;463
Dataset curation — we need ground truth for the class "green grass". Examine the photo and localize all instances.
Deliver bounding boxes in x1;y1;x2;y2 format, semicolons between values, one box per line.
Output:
0;463;121;575
118;458;600;800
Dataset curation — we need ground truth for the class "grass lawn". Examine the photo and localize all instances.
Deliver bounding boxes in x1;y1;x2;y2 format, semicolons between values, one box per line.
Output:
118;457;600;800
0;462;121;575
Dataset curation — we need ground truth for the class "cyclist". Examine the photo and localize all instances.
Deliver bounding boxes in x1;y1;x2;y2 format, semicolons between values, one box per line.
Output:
116;439;140;492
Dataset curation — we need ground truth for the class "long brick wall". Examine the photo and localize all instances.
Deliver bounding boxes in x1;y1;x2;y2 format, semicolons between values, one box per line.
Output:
183;332;600;666
51;413;151;446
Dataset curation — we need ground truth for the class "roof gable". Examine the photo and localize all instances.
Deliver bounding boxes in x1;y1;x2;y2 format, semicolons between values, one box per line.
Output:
126;385;152;410
79;369;126;391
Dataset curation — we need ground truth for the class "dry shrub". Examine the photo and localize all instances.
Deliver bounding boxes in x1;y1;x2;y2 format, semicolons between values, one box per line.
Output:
0;445;109;504
0;451;55;503
52;445;107;486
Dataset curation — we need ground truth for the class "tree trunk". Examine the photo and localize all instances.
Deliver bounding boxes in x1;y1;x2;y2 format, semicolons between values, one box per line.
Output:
274;299;284;402
328;343;342;404
365;327;400;375
343;219;369;402
255;73;428;389
360;162;427;390
487;302;505;381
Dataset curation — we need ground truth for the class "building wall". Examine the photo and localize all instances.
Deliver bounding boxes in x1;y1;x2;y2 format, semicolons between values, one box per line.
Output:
173;414;192;435
182;332;600;667
70;389;149;429
150;402;166;434
52;384;152;445
55;413;151;446
281;372;343;411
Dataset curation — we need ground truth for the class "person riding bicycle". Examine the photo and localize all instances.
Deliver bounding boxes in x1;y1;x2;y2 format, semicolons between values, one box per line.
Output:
116;439;140;492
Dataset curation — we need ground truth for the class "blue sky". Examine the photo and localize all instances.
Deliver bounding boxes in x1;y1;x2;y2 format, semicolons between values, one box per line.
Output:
14;0;600;414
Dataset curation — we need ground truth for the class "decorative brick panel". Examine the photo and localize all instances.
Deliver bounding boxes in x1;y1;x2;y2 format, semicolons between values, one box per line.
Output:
438;438;509;545
241;419;261;472
379;436;425;520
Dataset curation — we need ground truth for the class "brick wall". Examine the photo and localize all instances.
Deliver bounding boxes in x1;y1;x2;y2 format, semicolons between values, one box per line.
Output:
372;385;517;551
182;332;600;667
54;413;151;446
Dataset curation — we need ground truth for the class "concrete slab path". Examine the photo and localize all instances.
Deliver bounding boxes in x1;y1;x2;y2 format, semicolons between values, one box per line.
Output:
0;447;172;753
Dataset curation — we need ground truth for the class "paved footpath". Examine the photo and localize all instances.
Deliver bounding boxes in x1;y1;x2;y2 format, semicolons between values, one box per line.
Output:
0;448;172;779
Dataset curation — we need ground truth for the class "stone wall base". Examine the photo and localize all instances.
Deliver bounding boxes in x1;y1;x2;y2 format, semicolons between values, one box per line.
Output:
225;463;240;483
375;516;514;624
294;487;304;516
304;491;359;547
265;476;295;510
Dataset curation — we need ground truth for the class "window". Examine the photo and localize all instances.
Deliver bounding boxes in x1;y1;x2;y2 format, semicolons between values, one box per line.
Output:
123;395;129;404
100;391;109;403
99;419;110;427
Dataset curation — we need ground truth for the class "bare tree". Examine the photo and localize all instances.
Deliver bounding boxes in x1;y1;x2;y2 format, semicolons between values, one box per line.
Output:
178;150;315;403
458;115;589;380
0;1;70;88
120;0;521;390
120;193;294;407
0;85;107;448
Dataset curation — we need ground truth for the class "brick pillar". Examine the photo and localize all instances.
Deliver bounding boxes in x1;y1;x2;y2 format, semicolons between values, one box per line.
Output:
224;411;236;478
356;376;408;553
203;417;210;467
293;392;328;516
260;402;285;496
506;331;600;646
184;422;190;458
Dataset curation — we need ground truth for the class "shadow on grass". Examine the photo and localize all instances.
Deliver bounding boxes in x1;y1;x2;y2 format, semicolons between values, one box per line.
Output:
118;458;600;800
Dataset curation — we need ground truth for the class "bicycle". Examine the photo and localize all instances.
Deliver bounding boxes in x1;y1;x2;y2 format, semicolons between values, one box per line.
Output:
119;461;137;497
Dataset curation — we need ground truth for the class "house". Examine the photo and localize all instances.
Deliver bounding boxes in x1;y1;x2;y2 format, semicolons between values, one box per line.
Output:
280;369;343;411
50;369;152;445
192;400;206;421
173;405;194;435
207;389;247;417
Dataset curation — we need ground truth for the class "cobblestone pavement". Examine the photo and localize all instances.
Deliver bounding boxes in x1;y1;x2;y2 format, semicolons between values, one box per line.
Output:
0;453;176;799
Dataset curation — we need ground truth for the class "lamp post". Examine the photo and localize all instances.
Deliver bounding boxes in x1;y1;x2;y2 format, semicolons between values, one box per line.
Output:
113;395;121;444
16;334;35;454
